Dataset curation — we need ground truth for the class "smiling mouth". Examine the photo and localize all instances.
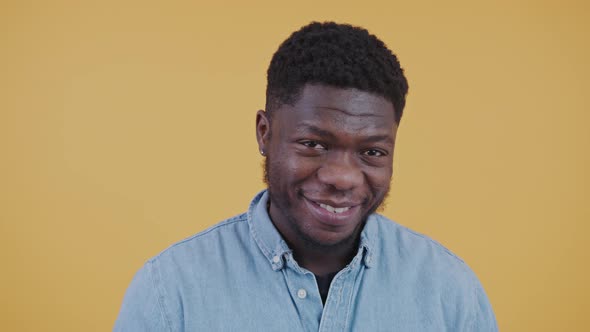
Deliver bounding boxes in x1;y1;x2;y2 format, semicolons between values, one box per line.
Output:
318;203;350;214
303;197;360;226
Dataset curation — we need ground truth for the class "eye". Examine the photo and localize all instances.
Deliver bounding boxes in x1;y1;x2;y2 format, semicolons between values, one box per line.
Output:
300;140;326;150
363;149;387;157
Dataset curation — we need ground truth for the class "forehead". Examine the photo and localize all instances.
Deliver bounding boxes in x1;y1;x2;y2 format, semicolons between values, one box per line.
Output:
274;84;397;134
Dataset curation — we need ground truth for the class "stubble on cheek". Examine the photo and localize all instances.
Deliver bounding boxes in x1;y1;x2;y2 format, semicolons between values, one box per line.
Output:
367;174;393;214
375;187;391;213
262;158;269;186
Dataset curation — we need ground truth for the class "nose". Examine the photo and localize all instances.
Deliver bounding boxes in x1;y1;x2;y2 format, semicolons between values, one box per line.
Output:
317;153;364;191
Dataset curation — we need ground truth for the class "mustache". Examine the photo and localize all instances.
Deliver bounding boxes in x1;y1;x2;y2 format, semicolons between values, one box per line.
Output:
297;188;367;206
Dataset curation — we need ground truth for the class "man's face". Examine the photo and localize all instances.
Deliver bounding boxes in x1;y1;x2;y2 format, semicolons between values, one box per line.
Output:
256;84;398;249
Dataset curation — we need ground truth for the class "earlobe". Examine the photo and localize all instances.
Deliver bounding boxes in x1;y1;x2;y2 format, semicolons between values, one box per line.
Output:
256;110;270;154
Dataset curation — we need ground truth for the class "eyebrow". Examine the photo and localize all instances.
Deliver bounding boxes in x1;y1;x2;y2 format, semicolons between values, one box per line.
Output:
362;134;395;145
295;124;336;139
295;124;394;145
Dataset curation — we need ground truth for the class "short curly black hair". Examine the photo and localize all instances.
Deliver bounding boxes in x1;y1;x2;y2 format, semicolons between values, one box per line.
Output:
266;21;409;123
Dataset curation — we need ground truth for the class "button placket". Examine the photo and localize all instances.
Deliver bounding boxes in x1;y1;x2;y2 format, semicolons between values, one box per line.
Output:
281;260;324;331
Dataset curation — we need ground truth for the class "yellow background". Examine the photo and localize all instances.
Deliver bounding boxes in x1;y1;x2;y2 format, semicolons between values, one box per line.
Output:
1;0;588;331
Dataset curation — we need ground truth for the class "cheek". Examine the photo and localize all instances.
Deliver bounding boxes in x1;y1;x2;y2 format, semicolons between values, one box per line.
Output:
268;154;316;187
279;153;319;179
366;167;393;192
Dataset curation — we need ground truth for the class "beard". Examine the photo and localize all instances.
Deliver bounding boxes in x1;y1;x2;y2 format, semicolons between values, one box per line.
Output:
262;156;391;250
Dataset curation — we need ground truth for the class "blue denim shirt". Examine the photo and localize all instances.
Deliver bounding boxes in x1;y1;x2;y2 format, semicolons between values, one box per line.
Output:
114;190;497;331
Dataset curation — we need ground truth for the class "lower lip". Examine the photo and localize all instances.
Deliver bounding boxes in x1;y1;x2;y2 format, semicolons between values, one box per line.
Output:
303;198;359;226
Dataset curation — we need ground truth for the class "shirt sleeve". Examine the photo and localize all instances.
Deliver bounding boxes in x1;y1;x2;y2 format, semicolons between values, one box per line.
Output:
113;261;171;332
470;280;499;332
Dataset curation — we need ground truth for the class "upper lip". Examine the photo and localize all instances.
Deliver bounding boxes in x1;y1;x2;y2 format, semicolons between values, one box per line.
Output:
306;197;361;208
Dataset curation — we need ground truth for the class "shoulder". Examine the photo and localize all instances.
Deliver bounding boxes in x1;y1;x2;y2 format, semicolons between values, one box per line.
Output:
165;212;249;247
371;214;468;267
150;213;249;263
115;214;250;331
370;214;497;330
370;214;479;295
137;212;255;287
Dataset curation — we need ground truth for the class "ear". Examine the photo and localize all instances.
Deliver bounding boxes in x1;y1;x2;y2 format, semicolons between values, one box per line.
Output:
256;110;270;156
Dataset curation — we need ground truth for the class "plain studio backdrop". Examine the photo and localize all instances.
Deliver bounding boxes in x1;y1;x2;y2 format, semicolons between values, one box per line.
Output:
1;0;588;331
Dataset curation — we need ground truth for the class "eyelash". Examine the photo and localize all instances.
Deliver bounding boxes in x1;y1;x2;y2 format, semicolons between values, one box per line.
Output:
300;140;326;150
299;140;387;157
363;149;386;157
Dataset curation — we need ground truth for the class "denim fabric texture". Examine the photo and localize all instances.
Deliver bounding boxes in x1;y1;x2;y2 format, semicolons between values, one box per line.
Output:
114;190;498;331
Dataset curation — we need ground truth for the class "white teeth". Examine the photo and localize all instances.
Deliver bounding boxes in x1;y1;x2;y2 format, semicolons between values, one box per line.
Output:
319;203;350;214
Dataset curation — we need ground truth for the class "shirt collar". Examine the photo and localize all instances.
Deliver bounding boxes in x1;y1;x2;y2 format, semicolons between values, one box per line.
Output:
359;214;378;268
248;189;379;271
248;190;291;271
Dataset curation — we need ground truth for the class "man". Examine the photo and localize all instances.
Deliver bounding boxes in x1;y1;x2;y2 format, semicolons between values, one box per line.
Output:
115;22;498;331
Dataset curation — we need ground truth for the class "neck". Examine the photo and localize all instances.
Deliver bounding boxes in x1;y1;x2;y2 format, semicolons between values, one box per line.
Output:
289;237;359;276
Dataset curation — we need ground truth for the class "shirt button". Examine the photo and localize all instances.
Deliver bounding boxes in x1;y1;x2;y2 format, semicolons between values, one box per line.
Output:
297;289;307;299
272;255;280;263
366;255;372;264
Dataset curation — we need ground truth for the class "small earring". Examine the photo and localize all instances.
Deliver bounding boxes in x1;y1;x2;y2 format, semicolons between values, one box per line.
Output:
260;149;265;156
